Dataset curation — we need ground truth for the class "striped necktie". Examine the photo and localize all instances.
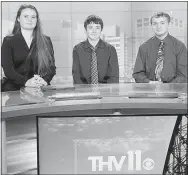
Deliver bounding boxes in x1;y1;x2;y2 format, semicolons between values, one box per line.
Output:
155;40;164;82
90;46;98;84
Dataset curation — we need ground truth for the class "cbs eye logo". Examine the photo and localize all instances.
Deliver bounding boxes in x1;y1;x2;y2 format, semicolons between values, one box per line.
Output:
142;158;155;170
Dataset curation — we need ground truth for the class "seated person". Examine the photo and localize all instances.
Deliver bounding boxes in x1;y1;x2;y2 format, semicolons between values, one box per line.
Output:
72;15;119;84
132;12;187;84
1;4;56;92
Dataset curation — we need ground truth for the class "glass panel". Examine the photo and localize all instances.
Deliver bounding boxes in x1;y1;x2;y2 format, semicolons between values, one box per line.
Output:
144;18;149;22
137;23;142;27
144;22;149;26
137;19;142;23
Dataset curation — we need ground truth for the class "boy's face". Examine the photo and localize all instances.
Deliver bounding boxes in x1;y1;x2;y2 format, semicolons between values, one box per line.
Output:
86;22;102;41
151;16;169;38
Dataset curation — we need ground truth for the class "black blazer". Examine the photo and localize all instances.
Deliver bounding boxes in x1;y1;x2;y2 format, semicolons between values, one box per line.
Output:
1;33;56;91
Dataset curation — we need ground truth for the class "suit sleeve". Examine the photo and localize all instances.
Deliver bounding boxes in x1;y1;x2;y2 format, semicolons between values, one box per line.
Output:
132;46;150;83
170;43;187;83
42;37;56;85
72;46;84;84
1;37;27;85
106;46;119;83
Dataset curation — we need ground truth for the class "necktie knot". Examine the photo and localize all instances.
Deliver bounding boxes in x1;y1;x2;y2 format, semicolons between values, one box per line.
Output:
90;46;96;52
159;40;164;48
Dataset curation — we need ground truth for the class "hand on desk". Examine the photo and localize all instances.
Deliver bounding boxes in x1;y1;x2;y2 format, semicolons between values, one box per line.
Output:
25;75;47;87
24;87;44;97
20;86;44;103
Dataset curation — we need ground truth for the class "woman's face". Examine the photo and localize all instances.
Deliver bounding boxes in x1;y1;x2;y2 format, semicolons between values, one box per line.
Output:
18;8;37;31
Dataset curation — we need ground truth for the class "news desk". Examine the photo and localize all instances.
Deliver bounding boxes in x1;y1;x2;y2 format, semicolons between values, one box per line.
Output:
1;83;187;174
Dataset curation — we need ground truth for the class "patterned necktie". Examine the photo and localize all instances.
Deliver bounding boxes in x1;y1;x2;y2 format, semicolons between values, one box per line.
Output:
90;46;98;84
155;40;164;82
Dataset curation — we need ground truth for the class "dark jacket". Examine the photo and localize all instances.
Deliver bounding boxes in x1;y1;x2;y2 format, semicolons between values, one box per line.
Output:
1;33;56;91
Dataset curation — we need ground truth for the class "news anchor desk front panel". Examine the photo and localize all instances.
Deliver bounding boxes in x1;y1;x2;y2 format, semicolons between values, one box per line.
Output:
2;83;187;174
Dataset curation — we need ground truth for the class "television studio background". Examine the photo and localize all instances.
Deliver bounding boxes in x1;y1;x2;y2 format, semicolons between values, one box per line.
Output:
1;1;187;174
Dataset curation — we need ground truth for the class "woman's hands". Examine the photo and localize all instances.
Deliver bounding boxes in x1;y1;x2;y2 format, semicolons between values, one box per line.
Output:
25;75;47;87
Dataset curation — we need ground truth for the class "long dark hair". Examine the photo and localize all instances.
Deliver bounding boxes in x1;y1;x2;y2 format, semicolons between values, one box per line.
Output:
12;4;54;77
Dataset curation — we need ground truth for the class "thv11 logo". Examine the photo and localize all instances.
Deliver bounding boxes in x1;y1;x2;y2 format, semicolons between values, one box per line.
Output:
88;150;155;171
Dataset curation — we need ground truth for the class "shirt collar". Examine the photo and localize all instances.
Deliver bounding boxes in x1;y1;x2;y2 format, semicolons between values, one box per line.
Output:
154;33;170;45
84;38;105;49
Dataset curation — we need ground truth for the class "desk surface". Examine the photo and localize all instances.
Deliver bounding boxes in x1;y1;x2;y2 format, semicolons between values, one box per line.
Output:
2;83;187;118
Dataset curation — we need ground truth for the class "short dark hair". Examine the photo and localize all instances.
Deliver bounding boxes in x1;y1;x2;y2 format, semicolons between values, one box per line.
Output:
150;12;171;25
84;15;103;30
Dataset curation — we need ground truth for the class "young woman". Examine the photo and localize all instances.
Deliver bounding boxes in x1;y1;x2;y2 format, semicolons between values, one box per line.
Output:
1;4;56;91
